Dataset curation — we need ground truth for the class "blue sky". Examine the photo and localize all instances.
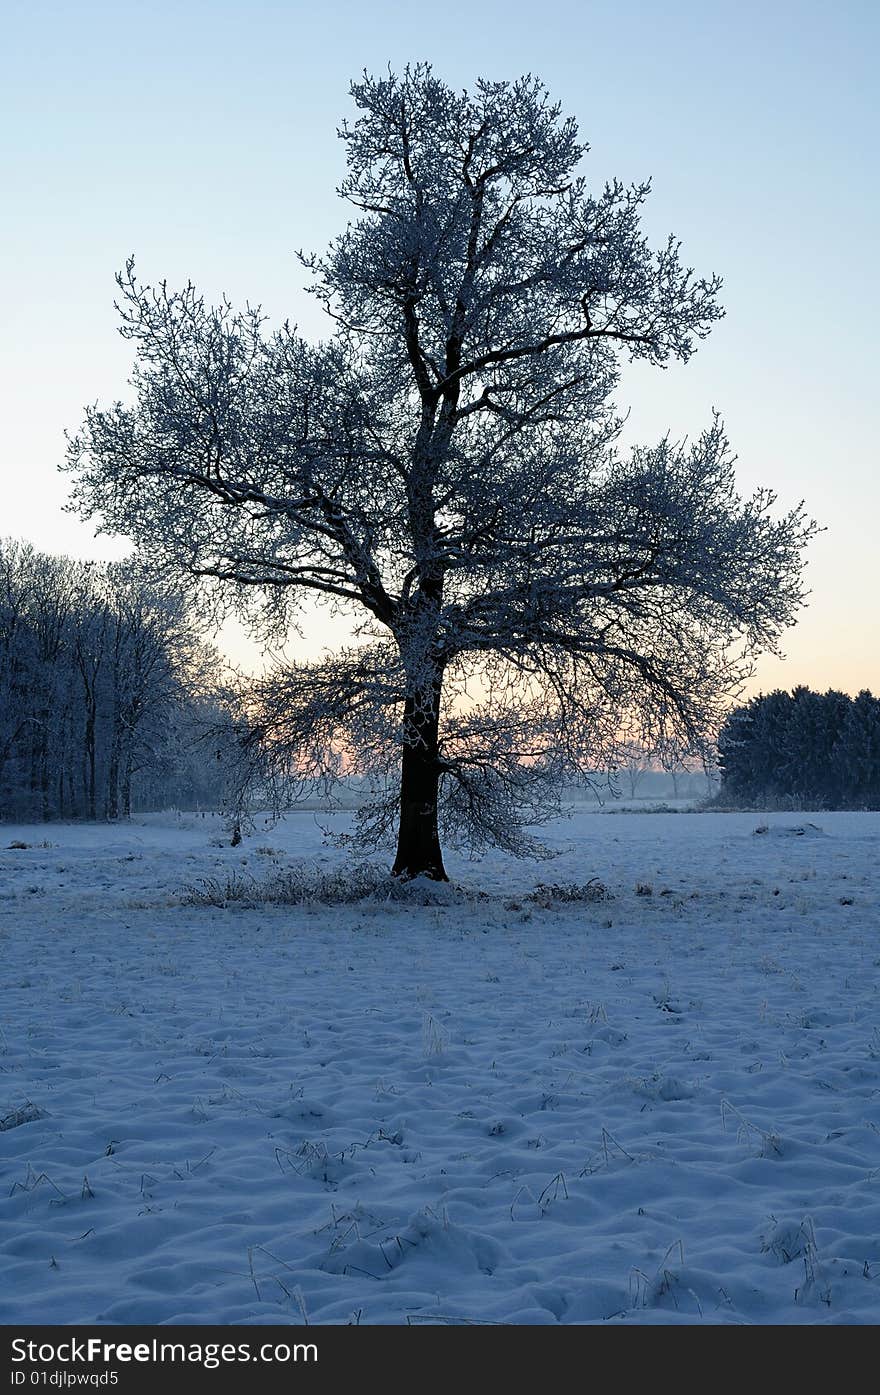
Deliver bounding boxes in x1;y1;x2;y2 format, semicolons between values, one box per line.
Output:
2;0;877;692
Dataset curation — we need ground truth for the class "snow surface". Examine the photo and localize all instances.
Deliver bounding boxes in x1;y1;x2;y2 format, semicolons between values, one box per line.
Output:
1;808;879;1326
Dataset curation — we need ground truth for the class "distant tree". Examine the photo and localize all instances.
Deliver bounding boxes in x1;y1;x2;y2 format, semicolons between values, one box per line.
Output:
7;547;81;820
785;685;850;805
66;64;816;876
835;690;880;808
619;739;653;799
717;687;880;808
0;548;34;800
662;754;695;801
0;540;228;821
102;566;209;818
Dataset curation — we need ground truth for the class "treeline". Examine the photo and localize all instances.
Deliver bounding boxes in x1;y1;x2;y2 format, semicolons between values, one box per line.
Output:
717;686;880;808
0;540;237;822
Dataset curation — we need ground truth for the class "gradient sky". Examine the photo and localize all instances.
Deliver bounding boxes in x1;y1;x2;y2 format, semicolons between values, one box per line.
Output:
2;0;877;693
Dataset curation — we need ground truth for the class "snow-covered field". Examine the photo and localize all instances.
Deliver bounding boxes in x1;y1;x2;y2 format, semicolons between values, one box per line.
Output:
1;808;879;1326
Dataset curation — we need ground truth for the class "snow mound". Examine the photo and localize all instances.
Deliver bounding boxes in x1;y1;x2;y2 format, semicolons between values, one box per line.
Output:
752;822;827;839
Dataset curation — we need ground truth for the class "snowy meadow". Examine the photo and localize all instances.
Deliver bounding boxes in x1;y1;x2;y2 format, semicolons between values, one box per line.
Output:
1;808;879;1326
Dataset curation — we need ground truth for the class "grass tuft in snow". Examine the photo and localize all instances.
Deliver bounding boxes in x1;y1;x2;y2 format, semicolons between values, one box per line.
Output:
721;1098;784;1157
184;862;478;908
1;1101;48;1132
526;878;613;906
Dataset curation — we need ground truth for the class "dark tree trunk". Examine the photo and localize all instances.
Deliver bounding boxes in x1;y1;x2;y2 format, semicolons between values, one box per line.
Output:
107;722;120;820
29;720;44;820
107;755;119;820
85;710;97;821
121;756;132;819
392;674;447;881
40;747;51;822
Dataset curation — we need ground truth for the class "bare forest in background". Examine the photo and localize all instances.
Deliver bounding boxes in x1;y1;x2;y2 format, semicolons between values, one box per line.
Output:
0;540;238;822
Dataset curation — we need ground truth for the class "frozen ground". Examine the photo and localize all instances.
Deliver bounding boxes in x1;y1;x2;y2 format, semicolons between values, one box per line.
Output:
1;808;879;1326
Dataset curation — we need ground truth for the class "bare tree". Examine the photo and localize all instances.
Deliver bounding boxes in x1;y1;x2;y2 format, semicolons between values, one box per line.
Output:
619;740;653;800
0;541;226;822
65;65;816;877
103;566;207;818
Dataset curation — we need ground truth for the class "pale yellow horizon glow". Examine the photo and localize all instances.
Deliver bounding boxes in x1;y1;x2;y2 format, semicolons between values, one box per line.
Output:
3;467;877;706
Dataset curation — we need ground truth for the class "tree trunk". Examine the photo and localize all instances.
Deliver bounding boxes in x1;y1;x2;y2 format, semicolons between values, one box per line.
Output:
392;674;448;880
85;710;97;821
121;756;132;820
107;722;120;820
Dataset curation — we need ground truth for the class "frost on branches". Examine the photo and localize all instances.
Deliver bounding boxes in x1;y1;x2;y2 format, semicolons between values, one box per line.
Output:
66;65;817;878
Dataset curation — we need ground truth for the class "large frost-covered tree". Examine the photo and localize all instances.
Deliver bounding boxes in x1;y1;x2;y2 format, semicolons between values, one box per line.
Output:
66;65;816;878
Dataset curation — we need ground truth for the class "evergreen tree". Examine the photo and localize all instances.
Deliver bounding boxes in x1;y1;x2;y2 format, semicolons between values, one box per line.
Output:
717;687;880;808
